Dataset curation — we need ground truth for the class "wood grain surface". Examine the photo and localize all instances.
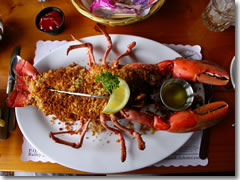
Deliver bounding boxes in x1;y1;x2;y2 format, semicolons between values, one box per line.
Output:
0;0;235;175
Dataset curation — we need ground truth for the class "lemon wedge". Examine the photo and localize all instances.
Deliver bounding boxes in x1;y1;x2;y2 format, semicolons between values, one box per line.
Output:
102;78;130;114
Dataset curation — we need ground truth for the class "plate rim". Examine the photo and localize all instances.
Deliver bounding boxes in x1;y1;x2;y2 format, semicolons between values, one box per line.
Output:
16;34;193;173
230;56;235;88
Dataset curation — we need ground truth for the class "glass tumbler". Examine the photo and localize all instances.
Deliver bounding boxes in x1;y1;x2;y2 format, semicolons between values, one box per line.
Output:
0;17;3;40
202;0;235;32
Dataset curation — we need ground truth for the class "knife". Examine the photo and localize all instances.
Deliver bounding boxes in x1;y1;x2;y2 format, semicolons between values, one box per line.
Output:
199;84;213;159
8;47;21;132
0;46;20;139
199;128;210;160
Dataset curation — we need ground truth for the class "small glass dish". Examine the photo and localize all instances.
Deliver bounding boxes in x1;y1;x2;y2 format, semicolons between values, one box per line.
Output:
160;78;194;112
35;7;64;35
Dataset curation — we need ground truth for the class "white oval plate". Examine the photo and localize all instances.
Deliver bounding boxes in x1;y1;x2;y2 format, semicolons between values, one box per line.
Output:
230;56;236;88
16;35;192;173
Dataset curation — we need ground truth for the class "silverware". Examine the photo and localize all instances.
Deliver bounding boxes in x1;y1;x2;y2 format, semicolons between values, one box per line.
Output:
49;89;109;100
8;54;21;133
199;128;210;160
8;55;21;132
0;46;20;139
199;84;213;159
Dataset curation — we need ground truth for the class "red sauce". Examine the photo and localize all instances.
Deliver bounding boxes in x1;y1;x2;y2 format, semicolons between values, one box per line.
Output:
39;11;62;32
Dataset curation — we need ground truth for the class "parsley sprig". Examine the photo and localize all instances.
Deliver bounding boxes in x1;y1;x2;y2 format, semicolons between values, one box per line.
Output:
95;71;120;95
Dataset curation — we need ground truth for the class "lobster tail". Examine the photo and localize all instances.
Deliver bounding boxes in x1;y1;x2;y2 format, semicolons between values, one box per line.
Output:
7;59;38;107
7;90;30;107
15;59;38;79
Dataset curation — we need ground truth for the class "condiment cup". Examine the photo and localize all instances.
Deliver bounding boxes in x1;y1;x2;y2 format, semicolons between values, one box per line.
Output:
35;7;64;35
160;78;194;112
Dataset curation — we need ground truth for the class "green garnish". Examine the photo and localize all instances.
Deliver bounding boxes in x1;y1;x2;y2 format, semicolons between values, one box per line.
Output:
95;71;120;94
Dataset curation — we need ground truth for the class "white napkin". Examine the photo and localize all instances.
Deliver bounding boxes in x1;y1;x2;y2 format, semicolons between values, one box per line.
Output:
21;40;208;167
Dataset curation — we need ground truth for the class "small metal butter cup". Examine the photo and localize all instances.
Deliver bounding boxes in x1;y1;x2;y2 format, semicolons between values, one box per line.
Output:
160;78;194;111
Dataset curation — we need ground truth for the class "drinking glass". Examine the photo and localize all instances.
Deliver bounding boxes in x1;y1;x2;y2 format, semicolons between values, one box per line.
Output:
0;17;3;40
202;0;235;32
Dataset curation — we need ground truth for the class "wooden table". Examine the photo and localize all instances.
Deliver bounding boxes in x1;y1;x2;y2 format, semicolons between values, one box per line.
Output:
0;0;235;175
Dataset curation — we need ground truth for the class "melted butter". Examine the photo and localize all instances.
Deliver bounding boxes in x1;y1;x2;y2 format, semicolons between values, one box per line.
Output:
161;83;188;110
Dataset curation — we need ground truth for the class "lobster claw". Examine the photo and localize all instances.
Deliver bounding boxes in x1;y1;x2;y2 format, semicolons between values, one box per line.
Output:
157;58;230;85
167;101;229;133
122;101;228;133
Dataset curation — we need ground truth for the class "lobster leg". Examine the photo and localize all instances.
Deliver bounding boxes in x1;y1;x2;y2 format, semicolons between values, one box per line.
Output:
69;24;112;67
100;114;127;162
111;41;136;68
110;114;145;150
50;118;91;148
70;34;84;44
71;34;84;44
67;43;96;70
121;101;228;133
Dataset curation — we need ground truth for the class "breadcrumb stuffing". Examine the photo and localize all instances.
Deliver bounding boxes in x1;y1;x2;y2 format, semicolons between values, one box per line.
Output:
26;63;156;134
